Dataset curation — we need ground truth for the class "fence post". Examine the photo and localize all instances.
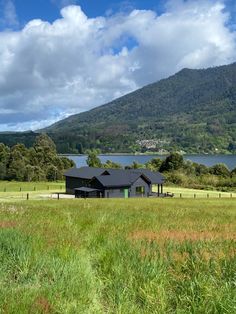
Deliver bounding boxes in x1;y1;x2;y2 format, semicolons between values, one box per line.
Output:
207;194;209;199
230;193;232;198
180;193;182;198
219;193;221;198
194;194;196;199
27;193;29;200
57;193;60;200
34;186;36;191
20;187;22;192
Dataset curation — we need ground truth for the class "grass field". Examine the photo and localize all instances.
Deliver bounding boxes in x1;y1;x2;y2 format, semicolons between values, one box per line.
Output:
0;181;236;202
164;186;236;198
0;197;236;313
0;181;64;193
0;181;65;202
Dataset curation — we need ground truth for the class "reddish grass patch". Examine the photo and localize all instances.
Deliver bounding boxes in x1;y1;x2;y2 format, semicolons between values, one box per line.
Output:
34;297;53;314
0;221;17;228
129;230;236;242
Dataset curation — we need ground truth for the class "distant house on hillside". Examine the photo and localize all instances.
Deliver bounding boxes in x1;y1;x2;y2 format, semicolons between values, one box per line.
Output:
64;167;165;198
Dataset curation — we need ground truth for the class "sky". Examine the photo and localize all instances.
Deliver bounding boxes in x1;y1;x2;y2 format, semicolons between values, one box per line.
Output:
0;0;236;131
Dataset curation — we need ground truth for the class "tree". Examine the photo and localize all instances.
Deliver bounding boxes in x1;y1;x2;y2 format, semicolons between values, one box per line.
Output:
46;165;58;181
0;143;10;179
194;163;209;176
0;135;73;182
231;167;236;177
7;145;27;181
210;163;230;177
159;153;184;172
0;143;10;164
103;160;122;169
61;157;75;169
7;158;26;181
145;158;162;171
0;162;7;180
34;133;56;153
86;150;102;167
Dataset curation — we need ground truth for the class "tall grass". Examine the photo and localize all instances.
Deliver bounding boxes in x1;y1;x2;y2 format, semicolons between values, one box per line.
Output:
0;198;235;313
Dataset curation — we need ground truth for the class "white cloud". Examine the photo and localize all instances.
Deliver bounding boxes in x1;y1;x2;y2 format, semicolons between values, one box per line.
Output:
0;0;235;130
0;0;19;29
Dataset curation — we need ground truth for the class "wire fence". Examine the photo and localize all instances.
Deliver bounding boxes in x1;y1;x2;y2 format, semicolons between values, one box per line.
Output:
0;184;65;193
175;192;236;199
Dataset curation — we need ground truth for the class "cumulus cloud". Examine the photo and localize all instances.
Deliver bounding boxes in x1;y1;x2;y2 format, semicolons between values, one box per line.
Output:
0;0;235;130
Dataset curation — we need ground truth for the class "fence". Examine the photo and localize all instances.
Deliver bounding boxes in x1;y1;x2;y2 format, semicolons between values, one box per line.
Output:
0;184;65;193
177;192;235;199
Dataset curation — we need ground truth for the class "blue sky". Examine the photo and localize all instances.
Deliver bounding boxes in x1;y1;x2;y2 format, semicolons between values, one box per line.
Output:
0;0;236;131
11;0;166;24
5;0;236;25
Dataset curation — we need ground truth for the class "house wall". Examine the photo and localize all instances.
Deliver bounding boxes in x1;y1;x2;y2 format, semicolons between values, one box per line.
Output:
90;179;128;198
130;177;150;197
66;177;91;194
66;175;152;198
104;187;129;198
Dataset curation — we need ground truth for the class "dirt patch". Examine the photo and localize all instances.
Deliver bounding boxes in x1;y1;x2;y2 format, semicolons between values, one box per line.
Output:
129;230;236;242
0;221;17;228
33;297;53;314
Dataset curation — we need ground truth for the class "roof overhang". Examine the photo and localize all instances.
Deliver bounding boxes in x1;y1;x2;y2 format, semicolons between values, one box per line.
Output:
74;187;101;192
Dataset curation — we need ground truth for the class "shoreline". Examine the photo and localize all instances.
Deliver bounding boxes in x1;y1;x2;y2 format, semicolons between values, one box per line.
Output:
59;153;236;157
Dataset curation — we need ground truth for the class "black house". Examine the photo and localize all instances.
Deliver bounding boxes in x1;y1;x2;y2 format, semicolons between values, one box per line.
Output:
64;167;164;198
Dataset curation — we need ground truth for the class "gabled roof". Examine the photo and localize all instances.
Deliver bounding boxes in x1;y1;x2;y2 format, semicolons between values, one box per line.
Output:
94;171;144;188
130;169;165;184
64;166;164;185
64;167;106;179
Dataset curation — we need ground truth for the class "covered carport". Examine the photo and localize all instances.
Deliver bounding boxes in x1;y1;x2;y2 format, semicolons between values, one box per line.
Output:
74;187;102;198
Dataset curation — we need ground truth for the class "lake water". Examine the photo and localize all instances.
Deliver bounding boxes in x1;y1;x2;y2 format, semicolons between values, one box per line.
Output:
67;154;236;170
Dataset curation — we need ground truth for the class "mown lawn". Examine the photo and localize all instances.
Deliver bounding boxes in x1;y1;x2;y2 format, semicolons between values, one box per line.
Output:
0;198;236;313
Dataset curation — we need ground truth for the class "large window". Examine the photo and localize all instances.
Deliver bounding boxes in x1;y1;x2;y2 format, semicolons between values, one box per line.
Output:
136;186;145;195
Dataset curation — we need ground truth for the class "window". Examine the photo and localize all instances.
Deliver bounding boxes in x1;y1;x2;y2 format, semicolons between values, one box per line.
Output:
136;186;145;195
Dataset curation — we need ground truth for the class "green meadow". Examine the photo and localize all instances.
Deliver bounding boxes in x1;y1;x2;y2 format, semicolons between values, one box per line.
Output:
0;181;236;202
0;195;236;313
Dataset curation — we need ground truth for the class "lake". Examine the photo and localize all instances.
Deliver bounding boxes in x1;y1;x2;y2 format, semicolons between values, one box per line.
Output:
67;154;236;170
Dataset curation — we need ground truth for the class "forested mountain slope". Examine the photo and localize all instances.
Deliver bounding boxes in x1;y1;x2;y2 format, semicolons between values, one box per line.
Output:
1;63;236;153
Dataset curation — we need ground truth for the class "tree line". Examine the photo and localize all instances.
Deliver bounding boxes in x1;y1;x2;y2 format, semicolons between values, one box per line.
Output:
0;134;74;181
87;150;236;191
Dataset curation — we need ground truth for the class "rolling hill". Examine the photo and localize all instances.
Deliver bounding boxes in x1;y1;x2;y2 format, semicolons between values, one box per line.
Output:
1;63;236;154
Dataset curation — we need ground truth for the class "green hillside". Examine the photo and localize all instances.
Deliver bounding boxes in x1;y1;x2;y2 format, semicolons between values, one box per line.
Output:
44;63;236;153
1;63;236;153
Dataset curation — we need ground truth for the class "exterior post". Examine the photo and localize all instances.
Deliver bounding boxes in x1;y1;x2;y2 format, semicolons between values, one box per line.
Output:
161;184;163;194
158;184;160;197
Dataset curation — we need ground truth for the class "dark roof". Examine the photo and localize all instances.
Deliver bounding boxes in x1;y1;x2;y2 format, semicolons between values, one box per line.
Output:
74;187;100;192
64;167;106;179
94;171;142;188
130;169;165;184
64;167;164;185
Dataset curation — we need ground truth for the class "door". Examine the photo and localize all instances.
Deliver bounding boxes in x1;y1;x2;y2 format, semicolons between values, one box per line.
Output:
124;189;129;198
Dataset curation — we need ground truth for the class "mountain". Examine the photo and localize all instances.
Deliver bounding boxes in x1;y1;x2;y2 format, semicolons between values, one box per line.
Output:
1;63;236;154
